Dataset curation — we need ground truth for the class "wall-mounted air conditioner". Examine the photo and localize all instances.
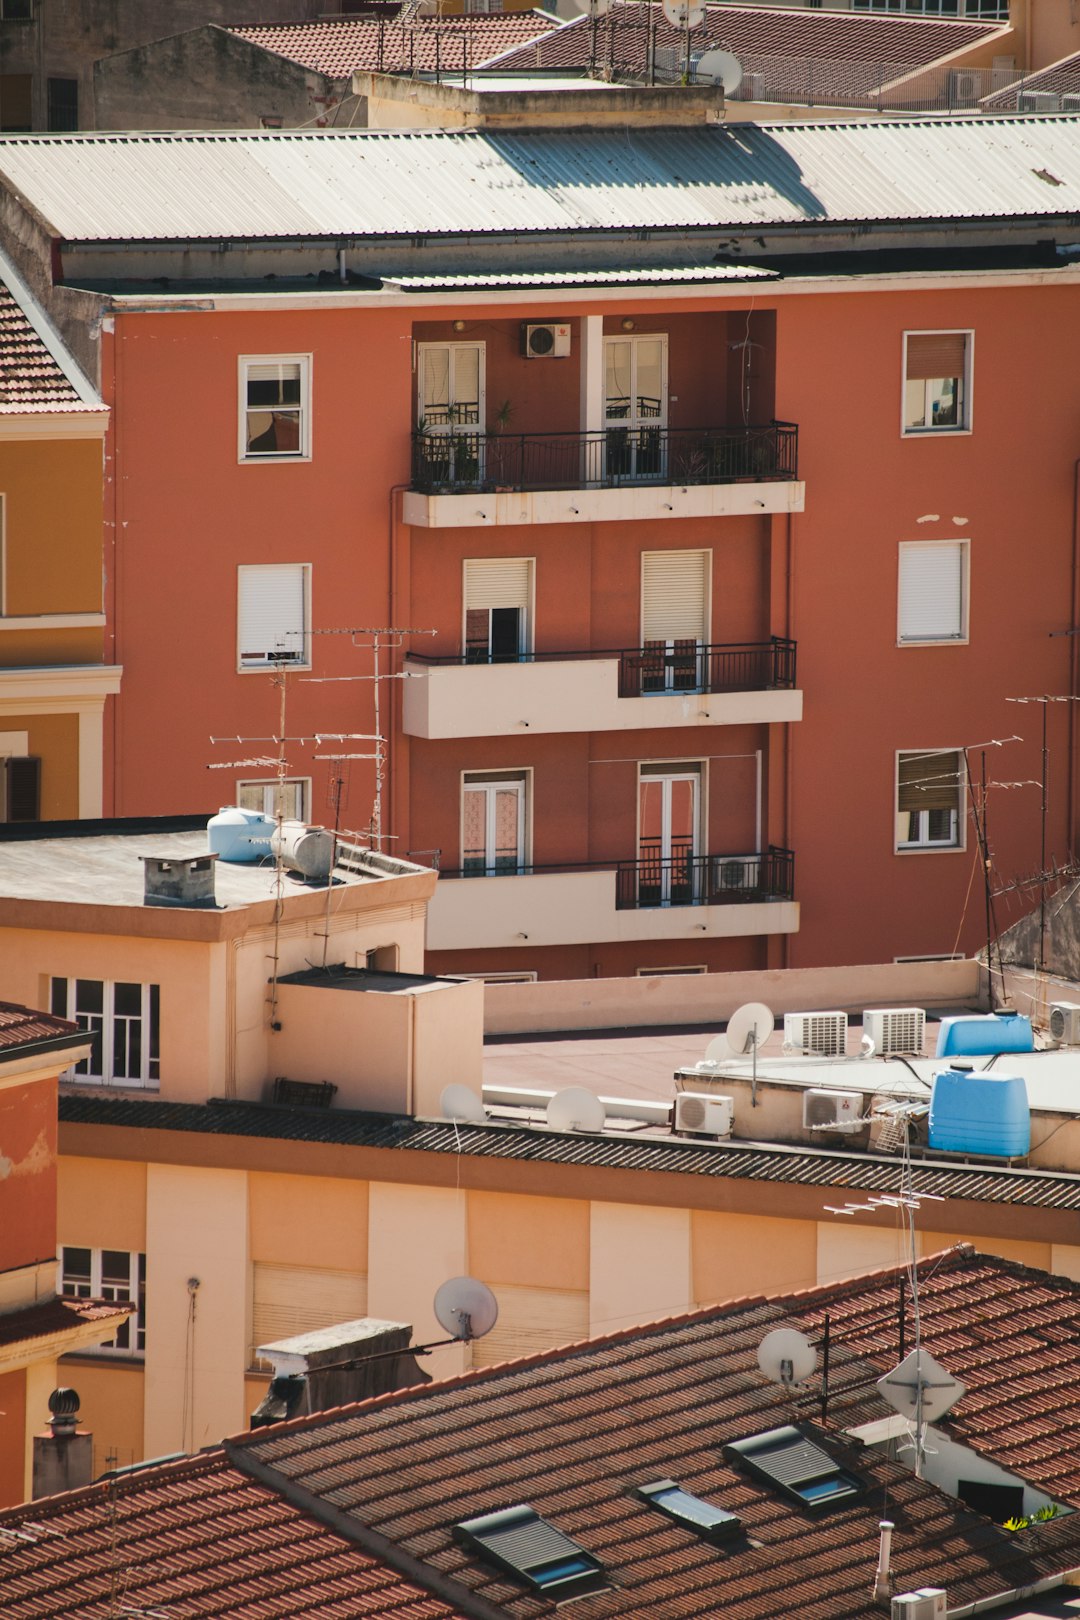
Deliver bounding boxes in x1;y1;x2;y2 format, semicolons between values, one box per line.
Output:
783;1011;848;1057
892;1592;946;1620
802;1089;863;1132
674;1092;734;1138
523;323;571;359
949;69;981;107
1048;1002;1080;1046
1017;89;1061;112
863;1007;926;1057
715;855;758;893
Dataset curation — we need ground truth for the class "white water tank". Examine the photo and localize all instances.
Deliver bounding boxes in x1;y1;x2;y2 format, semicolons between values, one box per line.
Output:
208;806;275;863
271;820;334;880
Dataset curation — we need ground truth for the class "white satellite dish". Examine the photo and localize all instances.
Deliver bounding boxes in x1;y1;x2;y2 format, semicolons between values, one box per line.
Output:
440;1083;486;1124
694;48;743;94
876;1348;965;1425
662;0;706;29
546;1087;606;1133
726;1002;775;1057
433;1276;499;1343
703;1034;728;1066
757;1327;817;1387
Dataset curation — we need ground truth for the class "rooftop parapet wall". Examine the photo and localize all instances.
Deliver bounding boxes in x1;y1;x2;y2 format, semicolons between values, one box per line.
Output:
353;71;724;129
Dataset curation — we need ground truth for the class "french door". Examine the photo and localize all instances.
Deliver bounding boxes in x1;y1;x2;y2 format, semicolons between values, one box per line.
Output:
604;335;667;482
417;342;485;485
462;776;526;876
638;767;700;905
640;550;709;694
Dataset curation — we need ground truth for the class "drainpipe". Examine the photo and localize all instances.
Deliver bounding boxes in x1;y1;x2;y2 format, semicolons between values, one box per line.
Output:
1068;457;1080;858
783;504;796;969
388;481;408;855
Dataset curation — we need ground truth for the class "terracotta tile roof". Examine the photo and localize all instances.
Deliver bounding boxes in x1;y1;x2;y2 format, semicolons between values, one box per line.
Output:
0;1000;80;1052
0;1295;130;1351
487;0;1006;74
58;1092;1080;1214
982;49;1080;109
0;285;93;415
0;1452;468;1620
228;13;558;79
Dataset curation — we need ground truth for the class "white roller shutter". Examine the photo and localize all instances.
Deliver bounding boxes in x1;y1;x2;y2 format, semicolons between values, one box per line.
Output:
898;543;965;642
238;565;307;665
642;551;708;644
470;1283;588;1368
251;1262;367;1363
464;558;532;611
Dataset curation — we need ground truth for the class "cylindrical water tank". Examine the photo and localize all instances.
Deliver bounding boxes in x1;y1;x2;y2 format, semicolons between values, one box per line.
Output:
928;1064;1030;1157
935;1010;1033;1059
271;820;334;881
208;806;275;864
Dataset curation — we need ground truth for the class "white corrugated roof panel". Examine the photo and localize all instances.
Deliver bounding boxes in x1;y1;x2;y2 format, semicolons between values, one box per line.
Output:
2;119;1080;245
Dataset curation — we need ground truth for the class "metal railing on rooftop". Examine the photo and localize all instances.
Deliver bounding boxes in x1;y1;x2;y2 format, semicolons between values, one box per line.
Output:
438;845;796;909
407;637;798;695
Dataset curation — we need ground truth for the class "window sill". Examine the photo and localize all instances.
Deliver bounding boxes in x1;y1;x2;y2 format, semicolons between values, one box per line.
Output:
237;663;312;675
59;1079;160;1096
897;637;968;648
59;1350;145;1369
895;844;965;856
901;427;972;439
239;454;311;466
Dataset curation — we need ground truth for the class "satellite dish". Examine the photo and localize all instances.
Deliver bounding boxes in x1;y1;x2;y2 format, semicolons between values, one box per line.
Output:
757;1327;817;1387
662;0;706;29
876;1348;965;1425
726;1002;775;1058
546;1087;606;1133
703;1034;728;1066
440;1083;486;1124
434;1276;499;1343
694;48;743;94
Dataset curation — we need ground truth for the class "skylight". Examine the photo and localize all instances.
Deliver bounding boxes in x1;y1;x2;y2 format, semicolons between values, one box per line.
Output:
453;1505;607;1598
723;1426;864;1511
636;1479;742;1545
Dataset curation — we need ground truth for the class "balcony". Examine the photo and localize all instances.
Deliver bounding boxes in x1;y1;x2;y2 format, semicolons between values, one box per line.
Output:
402;423;804;529
425;847;798;952
404;639;801;739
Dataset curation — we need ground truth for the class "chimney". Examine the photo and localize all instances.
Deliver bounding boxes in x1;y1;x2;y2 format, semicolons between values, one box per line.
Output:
873;1519;894;1602
141;852;218;908
32;1388;93;1498
249;1318;431;1427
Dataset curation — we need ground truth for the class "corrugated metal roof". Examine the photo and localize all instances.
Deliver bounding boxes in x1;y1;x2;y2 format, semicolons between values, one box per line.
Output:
386;264;776;288
4;118;1080;245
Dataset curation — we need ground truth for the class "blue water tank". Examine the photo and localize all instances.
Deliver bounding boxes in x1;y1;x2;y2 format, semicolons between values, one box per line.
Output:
935;1010;1033;1058
929;1064;1030;1157
207;806;275;864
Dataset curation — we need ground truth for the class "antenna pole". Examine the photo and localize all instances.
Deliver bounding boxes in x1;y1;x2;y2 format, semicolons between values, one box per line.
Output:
750;1028;758;1106
1041;697;1049;972
819;1310;830;1420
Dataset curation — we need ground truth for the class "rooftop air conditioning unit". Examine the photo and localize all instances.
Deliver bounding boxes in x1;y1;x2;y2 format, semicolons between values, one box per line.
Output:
741;70;766;101
892;1593;946;1620
783;1011;848;1057
949;68;980;107
523;323;571;359
651;44;681;79
863;1007;926;1057
803;1088;863;1133
1061;92;1080;112
1017;89;1061;112
674;1092;734;1139
715;855;758;892
1048;1002;1080;1046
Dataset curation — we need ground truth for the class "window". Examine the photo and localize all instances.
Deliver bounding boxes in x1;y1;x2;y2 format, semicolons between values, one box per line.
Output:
0;1;33;18
50;978;160;1087
639;763;701;905
237;777;309;821
237;564;310;669
462;771;527;876
60;1247;146;1355
251;1261;367;1369
723;1426;863;1512
903;331;972;433
457;970;538;984
605;333;668;480
469;1283;587;1368
240;356;311;461
365;945;399;971
1;754;40;821
898;541;968;644
46;77;78;131
0;74;31;130
640;550;709;693
636;1479;741;1544
453;1506;606;1599
637;965;707;977
416;342;485;487
896;750;964;850
463;558;533;663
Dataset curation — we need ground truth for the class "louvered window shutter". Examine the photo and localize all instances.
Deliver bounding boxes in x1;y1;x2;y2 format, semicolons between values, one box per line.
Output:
251;1263;367;1363
906;333;967;381
642;551;708;644
897;751;961;813
238;566;306;664
470;1284;588;1368
899;544;964;641
464;559;532;612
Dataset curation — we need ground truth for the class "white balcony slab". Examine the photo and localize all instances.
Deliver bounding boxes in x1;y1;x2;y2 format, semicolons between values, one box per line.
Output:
403;479;805;529
426;868;798;952
404;656;802;739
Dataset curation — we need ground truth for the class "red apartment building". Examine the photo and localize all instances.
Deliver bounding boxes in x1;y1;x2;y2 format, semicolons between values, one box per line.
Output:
0;106;1078;977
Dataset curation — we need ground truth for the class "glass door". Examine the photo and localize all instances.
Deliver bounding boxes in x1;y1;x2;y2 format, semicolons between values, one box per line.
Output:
638;767;699;905
604;335;667;482
418;343;485;486
462;776;525;876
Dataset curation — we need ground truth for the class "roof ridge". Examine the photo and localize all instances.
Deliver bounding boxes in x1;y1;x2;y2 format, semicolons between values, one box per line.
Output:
0;1447;227;1523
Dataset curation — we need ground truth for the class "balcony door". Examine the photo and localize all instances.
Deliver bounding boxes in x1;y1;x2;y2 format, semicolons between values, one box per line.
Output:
638;764;700;905
418;342;485;485
462;772;526;876
641;549;709;694
604;335;667;482
464;557;533;664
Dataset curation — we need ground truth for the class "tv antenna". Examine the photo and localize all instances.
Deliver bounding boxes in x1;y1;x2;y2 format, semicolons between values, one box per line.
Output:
440;1083;487;1124
662;0;706;81
725;1001;774;1107
546;1087;606;1133
433;1277;499;1343
586;0;611;75
757;1327;817;1390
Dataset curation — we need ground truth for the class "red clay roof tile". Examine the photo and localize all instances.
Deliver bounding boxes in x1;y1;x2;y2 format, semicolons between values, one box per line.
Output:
229;13;558;79
0;288;89;414
0;1000;80;1052
0;1296;131;1351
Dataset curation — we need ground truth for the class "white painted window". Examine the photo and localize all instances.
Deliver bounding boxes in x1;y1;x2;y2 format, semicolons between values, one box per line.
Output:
239;356;311;461
639;762;702;904
251;1261;367;1369
50;977;159;1087
60;1247;146;1355
237;563;310;669
237;778;309;821
641;550;709;692
903;331;972;434
605;334;668;480
418;342;485;430
898;541;968;644
896;750;964;850
464;558;533;662
462;771;527;875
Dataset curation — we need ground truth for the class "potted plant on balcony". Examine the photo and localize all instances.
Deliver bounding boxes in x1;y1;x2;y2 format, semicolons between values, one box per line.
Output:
487;399;515;490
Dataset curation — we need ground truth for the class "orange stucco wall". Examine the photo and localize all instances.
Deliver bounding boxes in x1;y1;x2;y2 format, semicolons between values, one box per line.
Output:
0;1076;56;1272
0;1368;27;1506
1;437;103;619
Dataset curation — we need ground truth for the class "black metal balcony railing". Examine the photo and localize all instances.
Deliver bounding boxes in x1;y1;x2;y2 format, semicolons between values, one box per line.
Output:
407;637;797;694
439;846;795;909
411;422;798;494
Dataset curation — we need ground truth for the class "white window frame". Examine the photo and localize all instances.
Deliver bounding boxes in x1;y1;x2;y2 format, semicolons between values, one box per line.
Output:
237;562;311;672
901;330;973;437
51;976;160;1087
636;965;708;976
238;354;312;463
462;557;535;663
237;777;310;821
59;1246;146;1356
895;749;966;854
897;540;969;646
461;769;530;876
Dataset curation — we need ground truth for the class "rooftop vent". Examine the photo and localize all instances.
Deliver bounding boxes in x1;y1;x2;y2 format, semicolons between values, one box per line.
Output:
863;1007;925;1057
141;852;217;908
453;1506;606;1599
783;1011;847;1057
892;1592;946;1620
723;1425;863;1511
636;1479;741;1544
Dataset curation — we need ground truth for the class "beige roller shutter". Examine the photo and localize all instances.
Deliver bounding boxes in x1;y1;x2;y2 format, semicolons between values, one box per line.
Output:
897;750;961;814
238;564;307;665
470;1283;589;1369
898;543;965;642
251;1262;367;1364
642;551;708;644
906;333;967;381
464;558;532;611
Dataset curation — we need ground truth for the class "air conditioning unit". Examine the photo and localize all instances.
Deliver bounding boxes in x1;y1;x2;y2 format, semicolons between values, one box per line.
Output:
674;1092;734;1138
802;1089;864;1133
892;1592;946;1620
1048;1002;1080;1046
949;68;981;107
715;856;758;892
1062;92;1080;112
741;70;766;101
523;323;571;359
863;1007;926;1057
650;44;681;80
783;1011;848;1057
1017;89;1061;112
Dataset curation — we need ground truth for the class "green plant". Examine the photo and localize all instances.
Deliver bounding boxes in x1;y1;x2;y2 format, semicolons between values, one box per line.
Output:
1033;1504;1060;1522
1003;1516;1029;1533
489;399;513;434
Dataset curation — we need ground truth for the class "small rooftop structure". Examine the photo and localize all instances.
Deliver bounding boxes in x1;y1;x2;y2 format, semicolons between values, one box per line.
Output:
355;68;723;128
